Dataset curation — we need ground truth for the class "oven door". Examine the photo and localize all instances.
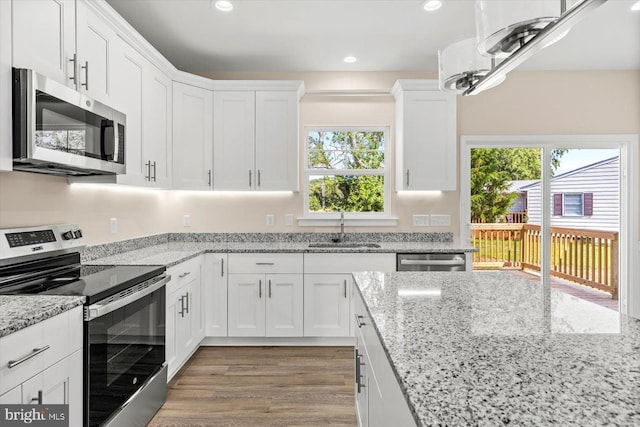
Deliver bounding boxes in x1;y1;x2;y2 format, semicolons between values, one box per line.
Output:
84;276;167;427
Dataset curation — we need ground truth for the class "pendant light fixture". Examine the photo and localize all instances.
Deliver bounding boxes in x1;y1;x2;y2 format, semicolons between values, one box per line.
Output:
438;38;505;94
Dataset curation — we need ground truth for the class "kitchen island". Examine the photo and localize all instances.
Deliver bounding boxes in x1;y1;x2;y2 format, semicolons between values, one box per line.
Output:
352;271;640;426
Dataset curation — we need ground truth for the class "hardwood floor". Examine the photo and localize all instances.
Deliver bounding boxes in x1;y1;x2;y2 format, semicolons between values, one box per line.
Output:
148;346;357;427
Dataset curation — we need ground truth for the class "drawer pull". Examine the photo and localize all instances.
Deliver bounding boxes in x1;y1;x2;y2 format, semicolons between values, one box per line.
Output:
178;271;191;278
355;314;366;328
256;262;275;266
8;345;50;369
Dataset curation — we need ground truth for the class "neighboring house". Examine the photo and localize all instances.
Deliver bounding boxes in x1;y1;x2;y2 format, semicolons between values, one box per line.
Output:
506;180;539;214
522;156;619;232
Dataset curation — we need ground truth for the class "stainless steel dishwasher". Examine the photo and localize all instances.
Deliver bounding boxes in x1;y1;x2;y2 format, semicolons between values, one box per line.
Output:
396;253;467;271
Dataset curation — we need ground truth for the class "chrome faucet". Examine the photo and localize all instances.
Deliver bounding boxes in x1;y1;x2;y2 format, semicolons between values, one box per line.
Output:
339;210;345;243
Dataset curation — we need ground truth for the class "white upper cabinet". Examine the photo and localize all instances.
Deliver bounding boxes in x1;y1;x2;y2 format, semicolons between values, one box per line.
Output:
173;82;213;190
213;91;256;190
255;91;299;191
392;80;457;191
143;65;173;188
75;0;115;104
12;0;76;88
213;83;303;191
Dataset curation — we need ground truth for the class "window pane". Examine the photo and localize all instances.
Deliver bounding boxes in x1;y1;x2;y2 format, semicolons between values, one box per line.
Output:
564;194;583;215
308;175;384;213
307;130;385;170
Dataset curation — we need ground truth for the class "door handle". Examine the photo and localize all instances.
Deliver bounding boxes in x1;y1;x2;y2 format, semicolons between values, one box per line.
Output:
178;295;185;317
406;169;410;187
355;314;366;328
184;292;189;314
355;349;361;392
258;170;261;187
152;161;157;182
259;279;262;298
69;53;77;87
221;258;225;277
81;61;89;90
249;170;252;187
30;390;43;405
343;280;347;298
208;169;212;187
268;279;272;298
145;161;151;181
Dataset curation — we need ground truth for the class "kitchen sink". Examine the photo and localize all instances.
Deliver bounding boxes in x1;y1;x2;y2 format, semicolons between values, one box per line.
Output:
308;242;381;248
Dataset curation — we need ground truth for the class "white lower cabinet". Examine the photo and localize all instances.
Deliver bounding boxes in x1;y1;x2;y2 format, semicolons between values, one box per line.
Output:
205;253;228;337
303;253;396;337
0;307;83;426
303;274;351;337
353;287;417;427
166;256;204;380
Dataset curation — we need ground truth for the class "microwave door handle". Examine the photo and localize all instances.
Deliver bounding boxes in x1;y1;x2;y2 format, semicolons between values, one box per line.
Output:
101;120;115;160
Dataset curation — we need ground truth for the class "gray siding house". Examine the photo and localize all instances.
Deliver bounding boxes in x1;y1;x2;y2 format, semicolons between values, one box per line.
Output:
521;156;619;232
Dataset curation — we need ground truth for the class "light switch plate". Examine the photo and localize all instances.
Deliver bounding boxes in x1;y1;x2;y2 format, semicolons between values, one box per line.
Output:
110;218;118;234
412;215;429;226
266;214;275;226
183;215;191;227
285;214;294;226
430;214;451;226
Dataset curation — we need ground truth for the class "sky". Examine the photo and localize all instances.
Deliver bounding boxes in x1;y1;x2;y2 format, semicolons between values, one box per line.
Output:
553;148;619;176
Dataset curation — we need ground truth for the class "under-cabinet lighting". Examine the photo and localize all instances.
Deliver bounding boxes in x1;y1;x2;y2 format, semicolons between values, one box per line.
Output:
398;289;442;297
214;0;233;12
632;1;640;11
423;1;442;12
343;56;358;63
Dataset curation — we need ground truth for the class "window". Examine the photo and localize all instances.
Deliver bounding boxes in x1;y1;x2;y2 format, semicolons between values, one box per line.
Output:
304;127;389;216
553;192;593;216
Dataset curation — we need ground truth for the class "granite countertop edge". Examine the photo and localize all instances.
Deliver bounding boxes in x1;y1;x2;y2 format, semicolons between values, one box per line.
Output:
0;296;86;338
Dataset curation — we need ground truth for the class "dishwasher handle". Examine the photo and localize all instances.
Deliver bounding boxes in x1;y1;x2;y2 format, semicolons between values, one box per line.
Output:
399;259;465;266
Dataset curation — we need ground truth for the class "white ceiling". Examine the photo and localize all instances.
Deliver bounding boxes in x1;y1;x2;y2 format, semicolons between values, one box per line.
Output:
105;0;640;73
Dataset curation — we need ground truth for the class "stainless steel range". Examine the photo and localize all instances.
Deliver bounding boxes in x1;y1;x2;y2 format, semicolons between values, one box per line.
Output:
0;224;169;427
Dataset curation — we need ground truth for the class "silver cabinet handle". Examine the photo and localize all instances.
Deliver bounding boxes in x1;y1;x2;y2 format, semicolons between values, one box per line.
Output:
208;169;212;187
249;170;252;187
355;349;361;393
268;279;272;298
256;262;275;266
343;280;347;298
355;314;366;328
185;292;189;314
8;345;50;368
152;161;157;182
406;169;410;187
178;271;191;279
258;279;262;298
145;161;151;181
221;258;225;277
258;170;261;187
30;390;43;405
69;53;77;87
179;295;185;317
81;61;89;90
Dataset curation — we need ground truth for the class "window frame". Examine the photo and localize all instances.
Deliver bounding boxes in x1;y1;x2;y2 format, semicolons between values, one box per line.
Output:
302;126;391;219
563;193;584;216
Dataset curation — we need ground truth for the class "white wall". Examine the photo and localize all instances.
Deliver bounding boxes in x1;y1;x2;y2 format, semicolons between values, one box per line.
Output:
0;70;638;245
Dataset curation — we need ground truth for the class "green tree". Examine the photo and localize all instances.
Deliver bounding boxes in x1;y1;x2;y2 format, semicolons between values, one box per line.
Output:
470;148;566;222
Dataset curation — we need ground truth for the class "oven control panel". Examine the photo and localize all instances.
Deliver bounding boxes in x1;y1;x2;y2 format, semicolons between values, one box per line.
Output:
0;224;85;261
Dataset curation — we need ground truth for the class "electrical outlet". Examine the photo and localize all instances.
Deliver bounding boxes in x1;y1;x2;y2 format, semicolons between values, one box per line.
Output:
110;218;118;234
412;215;429;226
183;215;191;227
430;214;451;226
266;214;275;226
285;214;294;226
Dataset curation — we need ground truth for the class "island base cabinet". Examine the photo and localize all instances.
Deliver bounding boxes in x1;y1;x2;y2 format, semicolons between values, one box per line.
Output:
354;289;417;427
303;274;351;337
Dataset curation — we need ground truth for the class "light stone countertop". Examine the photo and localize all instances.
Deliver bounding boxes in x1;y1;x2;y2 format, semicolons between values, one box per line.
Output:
0;295;85;338
352;271;640;427
86;241;477;267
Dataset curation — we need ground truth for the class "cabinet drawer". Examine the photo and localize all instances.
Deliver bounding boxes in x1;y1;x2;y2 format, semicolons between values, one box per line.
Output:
304;253;396;274
167;256;202;292
0;306;82;396
228;253;303;274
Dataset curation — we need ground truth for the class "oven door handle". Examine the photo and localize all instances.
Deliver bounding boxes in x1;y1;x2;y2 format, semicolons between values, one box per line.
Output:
84;274;170;321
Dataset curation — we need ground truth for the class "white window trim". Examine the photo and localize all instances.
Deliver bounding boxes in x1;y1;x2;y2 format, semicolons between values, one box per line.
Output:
459;134;639;319
562;193;584;217
299;126;397;226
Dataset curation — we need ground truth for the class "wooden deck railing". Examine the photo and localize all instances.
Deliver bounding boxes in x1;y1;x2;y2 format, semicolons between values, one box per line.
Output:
472;211;527;224
471;224;619;299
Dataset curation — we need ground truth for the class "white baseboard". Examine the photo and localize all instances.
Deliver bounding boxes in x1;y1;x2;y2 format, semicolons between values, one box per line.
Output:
200;336;355;346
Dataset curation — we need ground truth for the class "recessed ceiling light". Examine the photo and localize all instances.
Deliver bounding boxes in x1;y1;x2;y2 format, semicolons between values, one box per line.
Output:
343;56;357;63
631;1;640;12
423;0;442;12
214;0;233;12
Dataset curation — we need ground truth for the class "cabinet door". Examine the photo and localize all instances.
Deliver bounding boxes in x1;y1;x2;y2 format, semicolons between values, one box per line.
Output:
12;0;76;88
205;254;228;337
166;287;188;379
396;89;456;191
355;340;369;427
172;82;213;190
143;66;173;188
186;270;205;348
213;91;255;190
303;274;351;337
255;91;299;191
228;274;265;337
75;0;114;103
265;274;303;337
111;38;146;186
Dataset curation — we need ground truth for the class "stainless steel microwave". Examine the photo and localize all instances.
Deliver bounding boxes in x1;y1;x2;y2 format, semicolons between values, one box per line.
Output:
12;68;126;176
